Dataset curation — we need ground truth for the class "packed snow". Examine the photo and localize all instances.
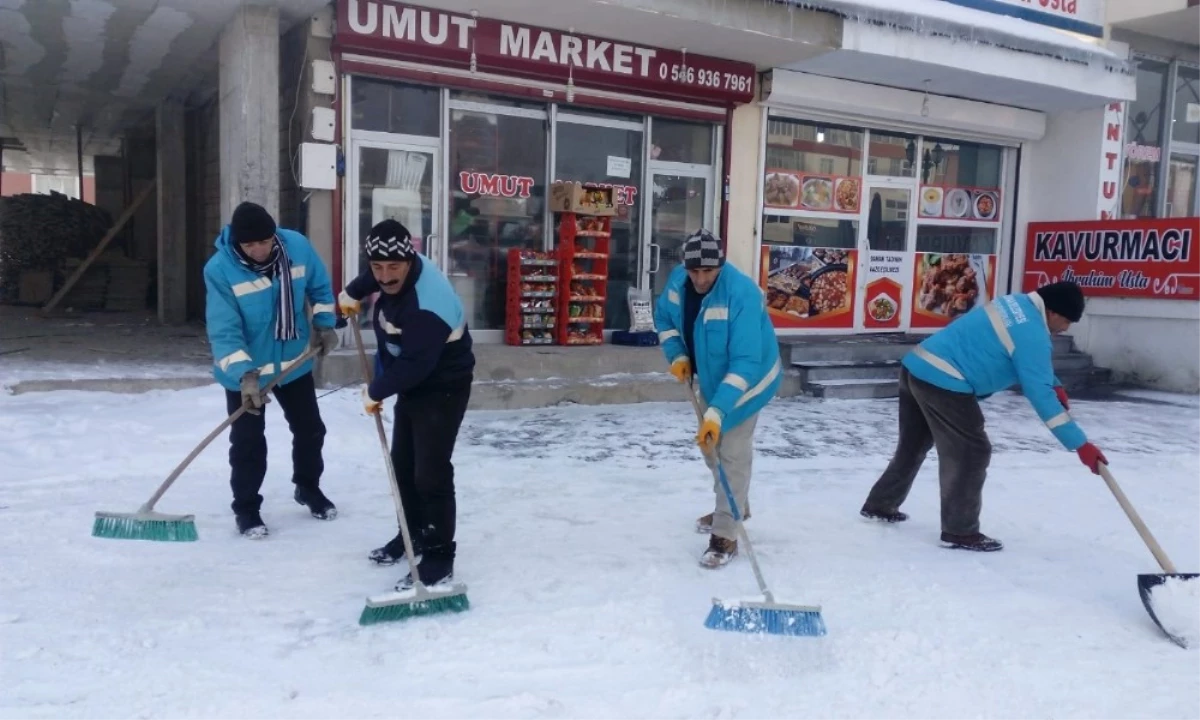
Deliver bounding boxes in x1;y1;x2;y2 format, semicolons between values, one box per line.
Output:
1;383;1198;719
1148;576;1200;649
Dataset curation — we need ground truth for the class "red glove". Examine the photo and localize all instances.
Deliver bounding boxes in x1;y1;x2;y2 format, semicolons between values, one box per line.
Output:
1054;386;1070;410
1077;442;1107;474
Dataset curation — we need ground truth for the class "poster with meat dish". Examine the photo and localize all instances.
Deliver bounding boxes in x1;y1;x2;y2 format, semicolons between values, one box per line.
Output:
909;253;997;328
861;251;905;330
760;245;856;329
763;171;861;214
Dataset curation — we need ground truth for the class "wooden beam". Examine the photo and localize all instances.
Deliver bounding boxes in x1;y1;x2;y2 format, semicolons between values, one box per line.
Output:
41;178;158;314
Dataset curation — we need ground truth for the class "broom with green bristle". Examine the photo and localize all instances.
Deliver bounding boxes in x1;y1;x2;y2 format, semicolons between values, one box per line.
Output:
347;319;469;626
92;346;320;542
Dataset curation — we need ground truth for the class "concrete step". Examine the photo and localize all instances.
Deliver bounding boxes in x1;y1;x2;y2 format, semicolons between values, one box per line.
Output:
806;378;900;400
783;341;916;365
6;376;215;395
1053;334;1076;354
469;373;684;410
794;360;901;384
1052;352;1097;372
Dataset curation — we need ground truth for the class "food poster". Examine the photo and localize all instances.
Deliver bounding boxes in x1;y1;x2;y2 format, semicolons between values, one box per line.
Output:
910;253;998;329
918;186;1000;222
763;171;862;214
760;245;856;329
860;251;906;330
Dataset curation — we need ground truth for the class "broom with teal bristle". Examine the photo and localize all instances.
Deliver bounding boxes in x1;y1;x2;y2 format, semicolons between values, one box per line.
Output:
92;346;320;542
686;380;826;637
347;320;469;626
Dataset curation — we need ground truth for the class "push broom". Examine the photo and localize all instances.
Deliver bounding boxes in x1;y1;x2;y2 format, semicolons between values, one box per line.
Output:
348;319;469;626
686;379;826;637
92;346;320;542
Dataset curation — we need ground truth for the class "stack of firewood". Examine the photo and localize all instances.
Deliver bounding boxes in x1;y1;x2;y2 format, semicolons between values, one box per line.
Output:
0;191;114;305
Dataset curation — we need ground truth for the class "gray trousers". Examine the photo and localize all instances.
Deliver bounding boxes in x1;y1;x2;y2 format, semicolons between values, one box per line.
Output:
864;366;992;536
698;391;759;541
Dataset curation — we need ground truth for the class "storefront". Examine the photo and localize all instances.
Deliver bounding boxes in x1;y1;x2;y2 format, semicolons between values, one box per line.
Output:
331;0;756;341
752;71;1026;335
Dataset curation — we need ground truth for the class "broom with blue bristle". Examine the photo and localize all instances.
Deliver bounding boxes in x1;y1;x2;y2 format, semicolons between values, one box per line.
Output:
686;380;826;637
347;319;469;626
92;346;320;542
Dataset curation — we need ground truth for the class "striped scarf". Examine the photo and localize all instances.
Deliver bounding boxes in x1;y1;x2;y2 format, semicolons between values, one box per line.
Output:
233;235;297;341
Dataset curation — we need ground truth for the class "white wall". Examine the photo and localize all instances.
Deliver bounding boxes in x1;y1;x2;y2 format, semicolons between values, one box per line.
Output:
724;100;763;278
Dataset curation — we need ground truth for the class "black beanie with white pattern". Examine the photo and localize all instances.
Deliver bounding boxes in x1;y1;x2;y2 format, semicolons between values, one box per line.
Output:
364;219;415;262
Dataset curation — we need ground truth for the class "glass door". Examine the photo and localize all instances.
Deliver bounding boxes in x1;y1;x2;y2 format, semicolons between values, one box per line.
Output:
345;139;440;325
855;184;915;332
644;167;713;304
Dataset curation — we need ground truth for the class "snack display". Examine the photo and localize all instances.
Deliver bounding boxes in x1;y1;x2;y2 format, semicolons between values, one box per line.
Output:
915;253;985;319
764;247;852;319
555;212;610;345
505;249;561;346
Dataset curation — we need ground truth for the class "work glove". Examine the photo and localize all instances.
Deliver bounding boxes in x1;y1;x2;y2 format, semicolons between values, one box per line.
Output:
1076;442;1107;475
311;327;340;357
239;370;268;415
338;290;361;317
669;357;692;384
696;407;722;454
361;386;382;416
1054;385;1070;410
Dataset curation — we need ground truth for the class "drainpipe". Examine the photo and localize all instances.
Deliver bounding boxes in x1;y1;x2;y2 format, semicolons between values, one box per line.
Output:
76;125;84;202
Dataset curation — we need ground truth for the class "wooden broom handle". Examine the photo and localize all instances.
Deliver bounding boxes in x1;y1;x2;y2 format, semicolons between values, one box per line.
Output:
1099;463;1178;574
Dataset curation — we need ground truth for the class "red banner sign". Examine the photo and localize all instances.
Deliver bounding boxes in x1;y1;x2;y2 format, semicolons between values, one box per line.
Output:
1023;218;1200;300
336;0;756;106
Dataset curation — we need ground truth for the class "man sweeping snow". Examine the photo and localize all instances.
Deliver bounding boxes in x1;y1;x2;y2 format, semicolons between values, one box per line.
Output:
654;230;782;568
860;280;1107;552
203;201;340;538
338;219;475;590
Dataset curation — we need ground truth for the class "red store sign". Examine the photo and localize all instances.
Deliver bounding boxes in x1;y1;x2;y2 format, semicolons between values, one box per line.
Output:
335;0;756;106
1022;218;1200;300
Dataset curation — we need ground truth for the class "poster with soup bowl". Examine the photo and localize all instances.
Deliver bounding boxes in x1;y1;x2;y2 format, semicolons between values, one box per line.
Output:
918;186;1000;222
760;245;857;329
763;171;862;214
909;252;998;329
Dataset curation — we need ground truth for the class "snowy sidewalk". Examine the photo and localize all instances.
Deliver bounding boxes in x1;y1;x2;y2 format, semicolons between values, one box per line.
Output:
1;387;1197;719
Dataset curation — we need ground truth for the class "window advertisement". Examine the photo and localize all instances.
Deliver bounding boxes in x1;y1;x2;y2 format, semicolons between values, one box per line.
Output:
1121;57;1170;219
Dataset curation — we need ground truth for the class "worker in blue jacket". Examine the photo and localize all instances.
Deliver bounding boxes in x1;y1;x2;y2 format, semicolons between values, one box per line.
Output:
654;229;782;568
338;219;475;591
861;280;1106;552
203;201;340;538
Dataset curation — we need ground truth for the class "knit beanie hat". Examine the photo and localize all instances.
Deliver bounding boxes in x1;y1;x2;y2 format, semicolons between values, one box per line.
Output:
682;229;725;270
364;219;415;262
230;201;277;244
1035;280;1086;323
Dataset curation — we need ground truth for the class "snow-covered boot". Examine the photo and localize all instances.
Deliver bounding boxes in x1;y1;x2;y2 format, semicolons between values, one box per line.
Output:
860;505;909;523
394;543;454;590
699;535;738;568
940;532;1003;552
294;485;337;520
236;512;268;539
368;531;424;566
695;507;751;534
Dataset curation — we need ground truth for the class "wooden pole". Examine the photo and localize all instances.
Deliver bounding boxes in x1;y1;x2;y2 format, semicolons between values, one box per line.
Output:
41;177;157;314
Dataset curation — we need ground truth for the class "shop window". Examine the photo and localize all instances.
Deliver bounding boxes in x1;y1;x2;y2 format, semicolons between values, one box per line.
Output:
651;119;713;164
355;147;436;278
867;132;917;178
1172;65;1199;146
765;117;863;177
450;90;546;111
920;138;1002;189
448;108;548;331
761;215;857;248
1167;155;1197;218
554;120;643;330
351;78;439;136
914;225;997;255
1121;57;1171;218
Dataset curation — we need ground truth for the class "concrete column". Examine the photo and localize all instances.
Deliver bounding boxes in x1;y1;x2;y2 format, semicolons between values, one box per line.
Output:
219;5;280;223
157;97;188;324
725;100;765;277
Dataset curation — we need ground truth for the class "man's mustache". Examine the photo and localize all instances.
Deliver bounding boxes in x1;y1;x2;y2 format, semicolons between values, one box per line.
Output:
380;278;401;287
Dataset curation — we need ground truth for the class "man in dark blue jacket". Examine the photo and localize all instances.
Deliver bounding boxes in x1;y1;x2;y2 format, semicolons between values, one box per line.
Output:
861;281;1106;552
338;219;475;590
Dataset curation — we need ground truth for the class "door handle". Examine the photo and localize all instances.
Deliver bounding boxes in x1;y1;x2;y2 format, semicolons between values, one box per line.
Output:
649;243;661;273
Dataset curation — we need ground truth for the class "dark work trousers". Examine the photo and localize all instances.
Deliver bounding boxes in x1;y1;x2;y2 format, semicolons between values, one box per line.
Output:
389;380;472;557
864;366;992;535
224;371;327;516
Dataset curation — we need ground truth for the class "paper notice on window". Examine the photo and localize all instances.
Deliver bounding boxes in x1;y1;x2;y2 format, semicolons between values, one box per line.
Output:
606;156;632;178
1188;103;1200;123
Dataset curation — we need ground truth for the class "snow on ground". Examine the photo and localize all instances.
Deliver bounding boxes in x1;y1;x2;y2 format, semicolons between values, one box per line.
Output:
1;384;1198;719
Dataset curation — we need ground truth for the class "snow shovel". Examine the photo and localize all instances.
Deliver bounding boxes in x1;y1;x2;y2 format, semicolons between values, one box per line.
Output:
348;320;469;625
92;346;320;542
684;379;825;637
1098;462;1198;648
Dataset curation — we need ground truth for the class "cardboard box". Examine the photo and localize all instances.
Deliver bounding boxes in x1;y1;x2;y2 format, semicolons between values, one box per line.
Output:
549;181;616;217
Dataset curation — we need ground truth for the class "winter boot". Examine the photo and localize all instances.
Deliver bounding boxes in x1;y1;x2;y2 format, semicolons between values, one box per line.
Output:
368;531;424;566
294;485;337;520
236;511;269;539
940;532;1003;552
860;505;909;523
695;507;751;534
394;542;455;590
699;535;738;568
